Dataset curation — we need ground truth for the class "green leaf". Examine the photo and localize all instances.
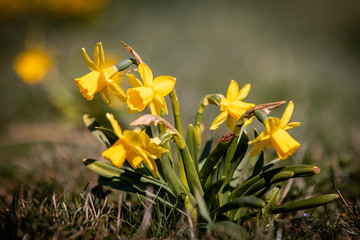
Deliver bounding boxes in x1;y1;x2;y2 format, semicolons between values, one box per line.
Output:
262;187;281;217
272;194;339;214
203;176;226;209
186;124;198;171
211;221;249;239
211;196;265;215
199;131;214;163
83;158;174;197
251;151;264;178
82;114;118;148
199;133;234;186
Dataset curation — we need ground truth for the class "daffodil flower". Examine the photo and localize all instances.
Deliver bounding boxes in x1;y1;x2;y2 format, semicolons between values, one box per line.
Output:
210;80;255;131
126;62;176;116
102;113;166;178
75;42;126;105
13;48;51;85
248;101;301;160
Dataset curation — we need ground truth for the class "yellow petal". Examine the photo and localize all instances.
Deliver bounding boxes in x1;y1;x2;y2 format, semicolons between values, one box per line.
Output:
284;122;301;131
264;117;281;133
226;80;239;101
152;76;176;96
249;141;268;158
210;111;228;130
127;152;143;169
99;86;111;105
228;101;255;120
248;131;270;145
135;148;158;178
123;130;142;147
102;141;127;168
280;101;294;128
75;71;106;100
237;83;251;101
127;74;143;87
226;116;237;131
107;80;127;102
153;95;167;115
106;113;122;137
127;87;153;112
81;48;97;71
94;42;105;70
270;129;300;160
138;62;153;87
148;102;160;116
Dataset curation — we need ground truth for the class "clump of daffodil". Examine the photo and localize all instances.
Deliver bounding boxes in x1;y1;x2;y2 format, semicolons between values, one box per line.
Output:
210;80;255;131
249;101;301;160
126;62;176;116
75;42;126;105
13;48;51;85
102;113;167;178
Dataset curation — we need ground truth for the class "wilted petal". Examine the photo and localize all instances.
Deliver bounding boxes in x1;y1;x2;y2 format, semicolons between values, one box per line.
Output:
152;76;176;96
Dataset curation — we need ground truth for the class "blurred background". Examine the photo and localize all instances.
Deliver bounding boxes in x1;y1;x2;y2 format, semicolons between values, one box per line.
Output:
1;0;359;202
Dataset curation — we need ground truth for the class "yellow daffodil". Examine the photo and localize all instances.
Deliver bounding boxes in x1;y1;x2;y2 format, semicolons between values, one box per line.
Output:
210;80;255;131
102;113;166;178
248;101;301;160
126;62;176;116
13;49;51;85
75;42;126;105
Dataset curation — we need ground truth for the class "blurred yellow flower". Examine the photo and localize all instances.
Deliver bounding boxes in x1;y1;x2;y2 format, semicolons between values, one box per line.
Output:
248;101;301;160
210;80;255;131
75;42;126;105
13;49;51;85
102;113;166;178
126;62;176;116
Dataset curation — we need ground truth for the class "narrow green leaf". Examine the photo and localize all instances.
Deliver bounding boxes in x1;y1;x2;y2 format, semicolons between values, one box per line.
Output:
211;196;265;215
199;133;234;186
272;194;339;214
83;158;174;197
186;124;198;171
203;176;226;208
83;114;118;148
211;221;249;239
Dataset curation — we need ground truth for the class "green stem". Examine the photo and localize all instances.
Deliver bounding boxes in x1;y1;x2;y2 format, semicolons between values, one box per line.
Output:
169;89;183;137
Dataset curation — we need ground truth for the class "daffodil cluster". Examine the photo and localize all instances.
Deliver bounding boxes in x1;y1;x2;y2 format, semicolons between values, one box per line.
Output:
76;42;337;228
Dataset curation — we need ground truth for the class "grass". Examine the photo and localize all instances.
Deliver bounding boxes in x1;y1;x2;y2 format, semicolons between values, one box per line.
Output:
1;124;359;239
